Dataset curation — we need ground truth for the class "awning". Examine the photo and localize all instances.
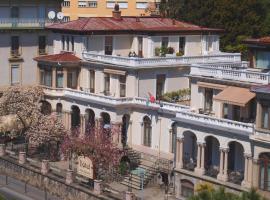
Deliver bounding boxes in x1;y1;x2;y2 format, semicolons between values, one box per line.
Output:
104;68;126;76
198;82;227;90
213;86;255;107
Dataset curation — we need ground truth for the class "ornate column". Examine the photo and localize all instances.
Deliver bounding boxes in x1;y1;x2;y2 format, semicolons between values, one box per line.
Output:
217;149;224;181
80;114;86;137
178;139;184;169
200;143;206;174
195;143;202;175
223;149;229;181
242;154;252;188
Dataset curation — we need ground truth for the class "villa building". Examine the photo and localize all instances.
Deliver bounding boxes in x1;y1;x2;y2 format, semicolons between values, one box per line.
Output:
0;0;62;88
0;2;269;198
61;0;161;21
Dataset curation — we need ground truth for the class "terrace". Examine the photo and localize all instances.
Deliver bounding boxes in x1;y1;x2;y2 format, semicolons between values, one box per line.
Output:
0;18;54;29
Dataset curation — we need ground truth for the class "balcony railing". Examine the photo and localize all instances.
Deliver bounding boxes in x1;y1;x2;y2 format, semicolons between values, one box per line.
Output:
175;111;254;135
82;51;242;67
0;18;53;29
191;65;270;84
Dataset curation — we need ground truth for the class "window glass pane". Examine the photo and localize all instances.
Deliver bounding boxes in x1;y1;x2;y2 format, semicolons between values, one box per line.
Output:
11;7;19;18
44;70;52;87
204;88;213;111
104;73;110;95
156;74;166;100
118;2;128;9
89;70;95;93
11;65;19;85
262;106;269;129
106;1;115;8
78;1;87;7
105;36;113;55
136;2;148;9
39;36;46;54
161;37;169;48
56;70;63;88
179;37;185;53
256;51;270;69
119;75;126;97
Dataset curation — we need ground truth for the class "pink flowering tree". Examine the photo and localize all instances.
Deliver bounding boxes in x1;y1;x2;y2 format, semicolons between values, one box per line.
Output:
0;86;67;158
61;124;125;181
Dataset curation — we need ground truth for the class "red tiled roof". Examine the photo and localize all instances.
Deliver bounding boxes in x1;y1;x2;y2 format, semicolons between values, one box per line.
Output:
244;36;270;46
34;52;81;63
47;17;223;34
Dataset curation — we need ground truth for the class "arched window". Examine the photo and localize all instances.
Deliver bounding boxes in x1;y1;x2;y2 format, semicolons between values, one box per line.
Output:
143;116;152;147
71;105;80;129
259;153;270;191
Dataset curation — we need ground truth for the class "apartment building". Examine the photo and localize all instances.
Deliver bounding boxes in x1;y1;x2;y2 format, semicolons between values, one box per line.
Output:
61;0;161;21
0;0;62;87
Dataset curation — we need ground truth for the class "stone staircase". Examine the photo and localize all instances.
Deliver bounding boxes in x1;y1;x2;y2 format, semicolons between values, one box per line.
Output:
121;156;158;190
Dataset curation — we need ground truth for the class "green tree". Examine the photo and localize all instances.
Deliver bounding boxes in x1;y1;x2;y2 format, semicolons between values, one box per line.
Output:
160;0;270;56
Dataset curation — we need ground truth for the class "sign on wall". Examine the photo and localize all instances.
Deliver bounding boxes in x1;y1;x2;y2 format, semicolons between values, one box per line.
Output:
77;156;94;179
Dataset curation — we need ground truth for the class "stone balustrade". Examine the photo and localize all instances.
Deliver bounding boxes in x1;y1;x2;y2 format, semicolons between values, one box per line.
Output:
191;65;270;84
82;51;241;67
175;111;254;135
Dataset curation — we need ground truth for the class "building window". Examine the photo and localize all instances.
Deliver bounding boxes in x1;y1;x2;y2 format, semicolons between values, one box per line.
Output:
262;104;270;129
259;153;270;192
78;0;87;7
106;1;128;8
56;103;63;119
71;36;74;52
223;103;229;119
104;73;110;95
156;74;166;100
179;37;186;54
62;0;71;7
105;36;113;55
11;7;19;18
206;36;214;52
119;75;126;97
63;16;70;22
89;70;95;93
56;69;64;88
161;37;169;48
88;1;98;7
40;69;52;87
61;35;65;50
232;105;241;121
143;116;152;147
67;71;78;89
66;36;70;51
136;2;148;9
204;88;213;111
38;36;47;55
11;65;20;85
11;36;20;57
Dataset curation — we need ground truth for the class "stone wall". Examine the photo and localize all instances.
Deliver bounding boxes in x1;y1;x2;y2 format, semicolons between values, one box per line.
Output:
0;156;120;200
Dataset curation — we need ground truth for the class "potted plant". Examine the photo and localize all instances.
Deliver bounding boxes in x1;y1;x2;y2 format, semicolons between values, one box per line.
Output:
155;47;161;56
166;47;175;57
176;50;184;56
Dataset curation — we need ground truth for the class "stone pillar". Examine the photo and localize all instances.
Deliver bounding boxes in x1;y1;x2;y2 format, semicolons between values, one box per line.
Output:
179;139;184;169
66;169;74;185
80;114;86;137
242;155;252;188
252;159;260;188
217;149;224;181
52;67;56;88
125;191;134;200
200;143;206;174
94;180;102;195
19;152;26;165
195;143;202;175
223;149;229;181
0;144;5;157
127;121;132;146
41;160;50;175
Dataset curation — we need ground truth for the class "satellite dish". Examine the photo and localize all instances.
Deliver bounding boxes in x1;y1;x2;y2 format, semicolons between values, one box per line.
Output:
48;11;56;20
57;12;64;20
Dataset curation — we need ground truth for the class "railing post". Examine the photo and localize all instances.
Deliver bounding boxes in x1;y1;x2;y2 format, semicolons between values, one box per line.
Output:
94;180;103;195
125;191;134;200
65;169;74;185
19;151;26;165
41;160;49;175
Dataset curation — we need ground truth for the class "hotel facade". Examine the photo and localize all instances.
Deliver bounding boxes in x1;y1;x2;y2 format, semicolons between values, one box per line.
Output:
0;2;270;199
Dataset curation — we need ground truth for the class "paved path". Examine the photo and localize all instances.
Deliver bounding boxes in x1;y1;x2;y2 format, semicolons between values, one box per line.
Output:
0;175;61;200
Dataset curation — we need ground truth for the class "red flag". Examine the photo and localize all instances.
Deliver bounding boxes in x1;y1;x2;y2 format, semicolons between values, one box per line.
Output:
148;92;156;103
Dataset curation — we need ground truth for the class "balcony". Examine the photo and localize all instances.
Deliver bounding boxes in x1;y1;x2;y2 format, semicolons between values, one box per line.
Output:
82;51;242;68
0;18;53;29
191;65;270;84
175;111;254;136
43;87;190;113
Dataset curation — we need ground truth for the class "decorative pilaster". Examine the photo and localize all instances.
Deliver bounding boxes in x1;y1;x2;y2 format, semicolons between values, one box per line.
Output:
217;148;229;182
242;155;252;188
200;143;206;174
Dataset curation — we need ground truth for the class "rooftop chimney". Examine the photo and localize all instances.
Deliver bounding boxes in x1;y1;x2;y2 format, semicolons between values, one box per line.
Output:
112;4;122;20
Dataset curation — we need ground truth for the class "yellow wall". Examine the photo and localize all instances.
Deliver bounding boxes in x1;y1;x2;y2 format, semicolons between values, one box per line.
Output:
62;0;160;21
